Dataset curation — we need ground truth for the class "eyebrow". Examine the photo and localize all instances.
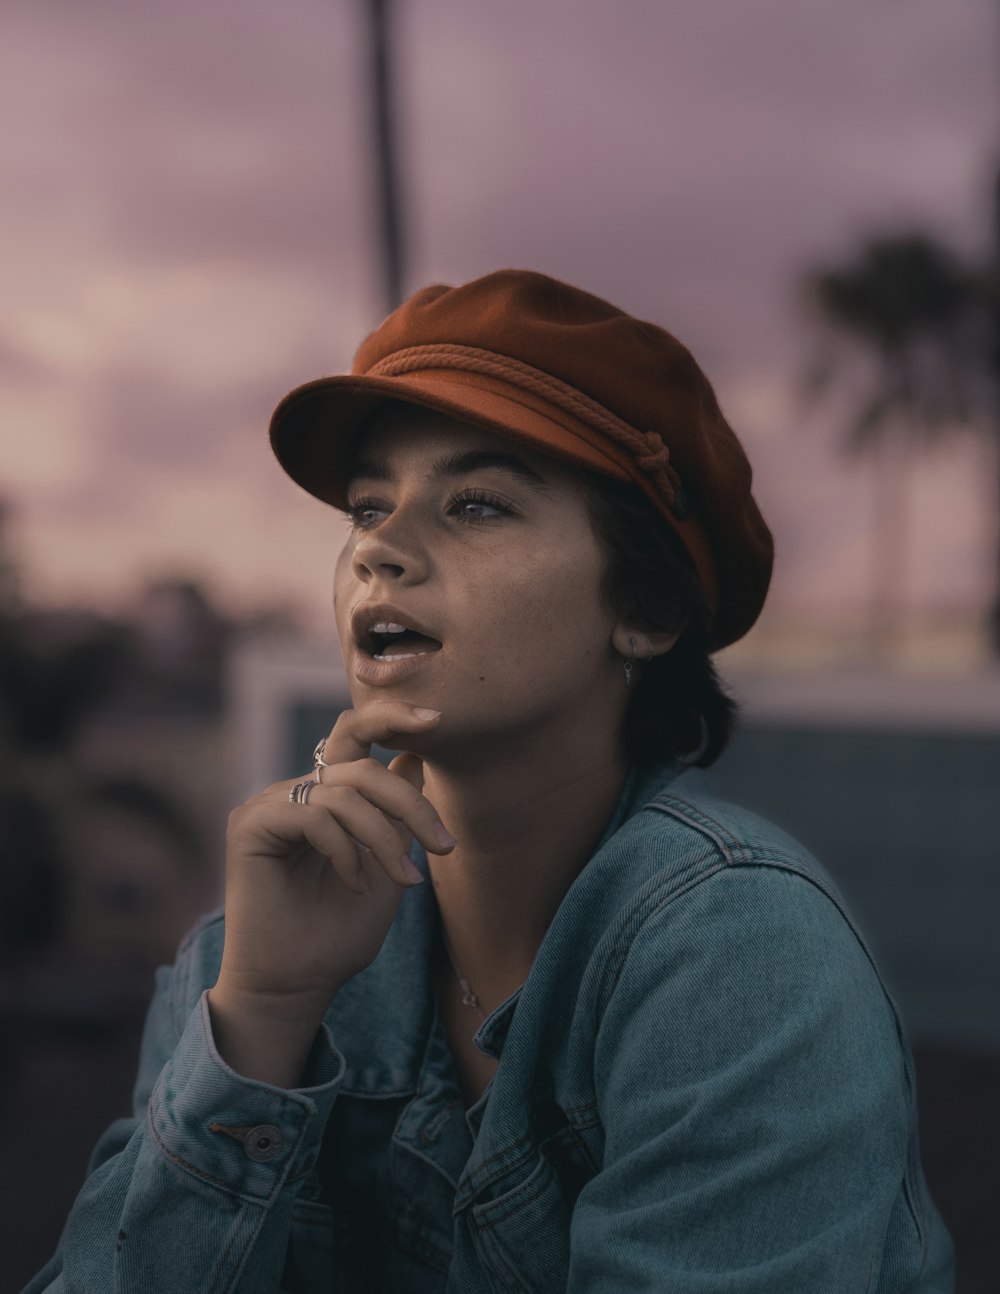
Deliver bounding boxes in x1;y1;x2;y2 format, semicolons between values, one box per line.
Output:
346;447;554;494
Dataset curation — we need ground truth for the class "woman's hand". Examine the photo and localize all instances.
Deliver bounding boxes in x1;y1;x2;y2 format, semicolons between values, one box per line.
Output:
207;700;454;1083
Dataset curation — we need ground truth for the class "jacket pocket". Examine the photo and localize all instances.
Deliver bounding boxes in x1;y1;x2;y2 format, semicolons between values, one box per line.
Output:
471;1154;569;1293
284;1197;335;1293
468;1126;595;1293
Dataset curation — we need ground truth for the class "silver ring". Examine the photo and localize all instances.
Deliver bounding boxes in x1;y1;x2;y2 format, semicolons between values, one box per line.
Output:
289;780;315;805
313;737;333;769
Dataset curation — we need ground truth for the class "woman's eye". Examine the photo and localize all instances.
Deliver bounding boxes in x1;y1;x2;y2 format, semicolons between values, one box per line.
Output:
451;491;512;523
345;491;514;530
345;500;386;529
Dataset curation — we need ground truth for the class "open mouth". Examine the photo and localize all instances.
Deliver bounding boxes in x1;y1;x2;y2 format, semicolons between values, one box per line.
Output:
367;628;443;661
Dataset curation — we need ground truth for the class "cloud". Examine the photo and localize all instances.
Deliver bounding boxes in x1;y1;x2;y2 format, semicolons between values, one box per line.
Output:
0;326;50;379
401;0;995;364
0;0;995;628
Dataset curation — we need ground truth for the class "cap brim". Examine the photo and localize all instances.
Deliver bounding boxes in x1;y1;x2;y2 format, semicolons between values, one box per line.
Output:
269;370;635;510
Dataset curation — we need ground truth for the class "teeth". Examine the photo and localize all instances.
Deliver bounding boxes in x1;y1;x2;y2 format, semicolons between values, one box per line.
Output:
372;621;407;634
373;652;424;661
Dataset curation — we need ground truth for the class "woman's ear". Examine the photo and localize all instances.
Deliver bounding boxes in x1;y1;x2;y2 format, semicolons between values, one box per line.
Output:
612;625;682;662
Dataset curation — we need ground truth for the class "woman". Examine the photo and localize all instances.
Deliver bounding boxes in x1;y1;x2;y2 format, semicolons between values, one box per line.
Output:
25;270;954;1292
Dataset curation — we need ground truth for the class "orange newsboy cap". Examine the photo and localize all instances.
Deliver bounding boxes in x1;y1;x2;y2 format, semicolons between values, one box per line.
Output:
269;269;774;651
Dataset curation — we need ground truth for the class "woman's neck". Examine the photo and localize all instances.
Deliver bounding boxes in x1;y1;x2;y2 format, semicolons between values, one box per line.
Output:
421;730;630;1014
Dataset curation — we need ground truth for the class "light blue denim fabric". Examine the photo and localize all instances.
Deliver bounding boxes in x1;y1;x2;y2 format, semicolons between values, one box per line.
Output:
23;760;955;1292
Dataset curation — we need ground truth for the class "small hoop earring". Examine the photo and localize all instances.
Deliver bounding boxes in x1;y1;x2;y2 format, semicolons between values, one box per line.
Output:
623;635;636;687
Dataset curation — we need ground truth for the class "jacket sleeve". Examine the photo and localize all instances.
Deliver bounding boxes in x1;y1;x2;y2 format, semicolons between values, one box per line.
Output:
568;863;920;1293
21;945;345;1293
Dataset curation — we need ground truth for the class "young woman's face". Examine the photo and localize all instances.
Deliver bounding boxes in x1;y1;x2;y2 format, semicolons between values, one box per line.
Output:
333;410;626;752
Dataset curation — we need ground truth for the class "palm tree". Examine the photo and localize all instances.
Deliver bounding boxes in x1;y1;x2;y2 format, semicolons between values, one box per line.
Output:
800;227;994;656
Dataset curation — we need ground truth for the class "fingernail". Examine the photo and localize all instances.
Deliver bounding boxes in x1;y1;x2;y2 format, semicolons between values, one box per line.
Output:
412;707;441;720
401;855;425;885
434;823;456;849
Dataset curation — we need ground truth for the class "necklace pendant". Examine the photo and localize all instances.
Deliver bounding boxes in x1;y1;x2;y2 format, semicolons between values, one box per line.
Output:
461;988;480;1009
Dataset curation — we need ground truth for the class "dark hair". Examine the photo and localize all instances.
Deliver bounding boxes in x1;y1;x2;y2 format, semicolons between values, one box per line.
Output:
578;472;741;769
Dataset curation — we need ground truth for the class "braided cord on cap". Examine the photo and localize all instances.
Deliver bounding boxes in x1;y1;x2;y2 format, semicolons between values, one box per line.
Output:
366;344;684;504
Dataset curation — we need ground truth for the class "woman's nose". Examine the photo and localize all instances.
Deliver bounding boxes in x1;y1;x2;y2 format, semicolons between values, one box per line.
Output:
351;511;428;583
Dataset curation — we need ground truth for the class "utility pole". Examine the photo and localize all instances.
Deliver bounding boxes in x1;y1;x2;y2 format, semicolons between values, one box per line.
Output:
989;161;1000;652
365;0;406;313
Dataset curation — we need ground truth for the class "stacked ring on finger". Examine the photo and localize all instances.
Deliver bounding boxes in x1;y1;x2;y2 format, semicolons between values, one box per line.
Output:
289;780;315;805
313;736;334;783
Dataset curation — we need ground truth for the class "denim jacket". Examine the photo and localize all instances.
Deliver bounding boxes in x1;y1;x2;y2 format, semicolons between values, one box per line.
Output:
25;759;954;1293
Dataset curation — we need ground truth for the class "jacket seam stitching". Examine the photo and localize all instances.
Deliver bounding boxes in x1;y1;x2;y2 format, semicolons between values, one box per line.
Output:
455;1136;537;1206
597;860;728;1020
643;796;756;864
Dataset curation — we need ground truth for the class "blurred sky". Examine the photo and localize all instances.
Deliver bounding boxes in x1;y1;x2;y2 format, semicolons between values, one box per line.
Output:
1;0;997;635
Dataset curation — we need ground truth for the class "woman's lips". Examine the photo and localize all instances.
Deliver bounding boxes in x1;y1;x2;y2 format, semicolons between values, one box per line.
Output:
353;642;442;686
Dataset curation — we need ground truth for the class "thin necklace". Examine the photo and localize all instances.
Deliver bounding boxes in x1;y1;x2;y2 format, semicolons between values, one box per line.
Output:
439;923;487;1022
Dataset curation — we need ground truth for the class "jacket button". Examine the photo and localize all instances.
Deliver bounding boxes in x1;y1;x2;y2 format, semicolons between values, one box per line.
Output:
244;1124;283;1162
